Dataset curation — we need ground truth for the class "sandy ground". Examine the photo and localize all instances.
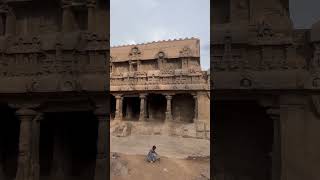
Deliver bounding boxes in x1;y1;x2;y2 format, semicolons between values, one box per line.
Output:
111;135;210;159
110;122;211;180
110;153;210;180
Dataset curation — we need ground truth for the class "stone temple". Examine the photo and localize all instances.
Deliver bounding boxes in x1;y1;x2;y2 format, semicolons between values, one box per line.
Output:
212;0;320;179
110;38;210;139
0;0;109;180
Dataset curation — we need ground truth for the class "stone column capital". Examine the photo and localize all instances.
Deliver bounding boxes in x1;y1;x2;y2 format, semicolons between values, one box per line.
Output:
16;108;37;117
266;107;280;121
166;95;172;100
114;94;122;99
62;0;72;9
139;93;147;99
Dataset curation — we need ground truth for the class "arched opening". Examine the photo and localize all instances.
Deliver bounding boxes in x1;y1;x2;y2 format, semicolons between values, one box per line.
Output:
0;104;20;180
146;94;166;122
213;101;274;179
39;111;98;180
110;95;116;120
122;96;140;121
172;93;195;123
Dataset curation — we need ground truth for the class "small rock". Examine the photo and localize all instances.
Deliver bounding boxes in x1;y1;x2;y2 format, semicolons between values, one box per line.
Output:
163;168;168;172
111;152;120;159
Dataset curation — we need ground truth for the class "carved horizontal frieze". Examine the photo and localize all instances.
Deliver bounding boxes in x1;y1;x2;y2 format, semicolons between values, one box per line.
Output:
0;49;108;77
111;84;209;92
111;69;205;78
0;73;107;93
0;32;109;53
212;45;307;71
110;70;209;91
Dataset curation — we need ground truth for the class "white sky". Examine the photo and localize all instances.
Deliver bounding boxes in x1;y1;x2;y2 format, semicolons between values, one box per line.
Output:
290;0;320;29
110;0;320;71
110;0;210;70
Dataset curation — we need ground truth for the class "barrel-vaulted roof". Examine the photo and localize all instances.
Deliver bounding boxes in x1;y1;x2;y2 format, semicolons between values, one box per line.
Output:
110;38;200;62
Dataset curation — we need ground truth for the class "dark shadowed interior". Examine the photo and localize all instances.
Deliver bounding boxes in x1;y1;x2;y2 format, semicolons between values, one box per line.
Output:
147;94;166;121
0;104;19;180
122;97;140;121
214;101;274;180
172;94;195;123
40;111;98;180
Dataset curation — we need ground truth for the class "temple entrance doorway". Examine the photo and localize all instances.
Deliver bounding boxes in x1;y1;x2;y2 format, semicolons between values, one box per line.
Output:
214;100;275;180
39;111;98;180
172;93;195;123
0;104;19;180
122;96;140;121
147;94;166;122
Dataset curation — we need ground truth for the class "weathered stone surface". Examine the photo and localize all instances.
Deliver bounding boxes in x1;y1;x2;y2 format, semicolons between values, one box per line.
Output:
110;38;210;139
0;0;109;180
213;0;320;179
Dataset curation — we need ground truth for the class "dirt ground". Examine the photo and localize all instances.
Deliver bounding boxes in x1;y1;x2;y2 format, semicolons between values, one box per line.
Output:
110;153;210;180
110;122;210;180
111;135;210;159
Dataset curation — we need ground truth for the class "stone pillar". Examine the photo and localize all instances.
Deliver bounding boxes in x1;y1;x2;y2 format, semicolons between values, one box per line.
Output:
5;13;16;35
115;95;122;120
279;96;307;180
62;1;73;32
15;108;37;180
51;122;66;179
29;114;42;180
193;94;198;122
139;94;146;121
94;107;108;180
144;96;148;119
267;108;281;180
87;0;96;32
165;95;173;121
119;97;123;119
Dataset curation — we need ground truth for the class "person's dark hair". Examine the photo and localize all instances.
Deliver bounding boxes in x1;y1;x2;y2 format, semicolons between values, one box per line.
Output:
152;145;156;150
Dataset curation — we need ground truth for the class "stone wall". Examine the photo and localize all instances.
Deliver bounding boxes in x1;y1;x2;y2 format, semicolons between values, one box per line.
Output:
212;0;320;179
110;38;210;140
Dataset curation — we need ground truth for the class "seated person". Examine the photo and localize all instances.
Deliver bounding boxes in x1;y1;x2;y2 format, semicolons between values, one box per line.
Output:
146;145;160;163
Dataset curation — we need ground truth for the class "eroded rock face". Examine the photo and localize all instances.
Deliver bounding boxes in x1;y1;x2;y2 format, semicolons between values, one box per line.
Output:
111;122;132;137
111;120;210;140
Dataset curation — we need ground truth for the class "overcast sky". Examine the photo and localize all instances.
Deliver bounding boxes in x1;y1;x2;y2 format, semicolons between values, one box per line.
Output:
290;0;320;29
111;0;320;71
111;0;210;70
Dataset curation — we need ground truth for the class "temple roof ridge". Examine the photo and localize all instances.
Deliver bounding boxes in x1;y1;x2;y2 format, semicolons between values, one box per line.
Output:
111;37;199;48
